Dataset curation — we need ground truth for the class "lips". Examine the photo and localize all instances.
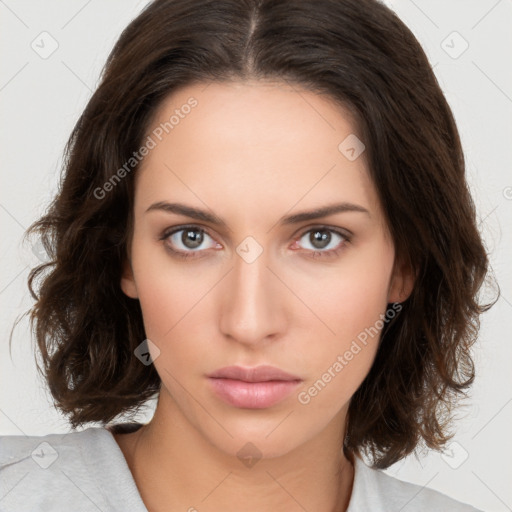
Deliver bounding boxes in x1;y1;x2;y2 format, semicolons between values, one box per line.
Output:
207;365;303;409
208;365;302;383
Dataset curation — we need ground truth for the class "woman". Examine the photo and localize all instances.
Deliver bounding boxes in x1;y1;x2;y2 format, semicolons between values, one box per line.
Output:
0;0;495;510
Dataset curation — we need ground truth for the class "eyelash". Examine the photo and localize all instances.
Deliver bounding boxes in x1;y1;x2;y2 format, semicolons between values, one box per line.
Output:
159;225;352;260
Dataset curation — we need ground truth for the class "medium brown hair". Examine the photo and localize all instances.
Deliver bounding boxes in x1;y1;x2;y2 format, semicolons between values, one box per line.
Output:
15;0;496;468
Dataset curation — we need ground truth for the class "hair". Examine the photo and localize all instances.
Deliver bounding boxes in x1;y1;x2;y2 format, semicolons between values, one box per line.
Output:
14;0;497;469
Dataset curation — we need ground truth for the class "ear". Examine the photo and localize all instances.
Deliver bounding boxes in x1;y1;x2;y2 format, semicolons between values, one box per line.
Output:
120;258;139;299
387;255;415;303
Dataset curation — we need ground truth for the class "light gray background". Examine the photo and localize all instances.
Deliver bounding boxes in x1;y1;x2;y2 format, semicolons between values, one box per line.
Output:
1;1;511;510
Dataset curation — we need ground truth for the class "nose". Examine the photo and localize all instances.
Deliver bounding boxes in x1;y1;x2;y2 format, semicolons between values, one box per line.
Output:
219;244;286;347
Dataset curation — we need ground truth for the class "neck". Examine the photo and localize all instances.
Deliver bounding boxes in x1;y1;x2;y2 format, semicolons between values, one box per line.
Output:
116;393;354;512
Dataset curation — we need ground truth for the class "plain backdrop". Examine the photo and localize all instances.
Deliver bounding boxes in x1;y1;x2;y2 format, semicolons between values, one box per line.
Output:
1;1;511;511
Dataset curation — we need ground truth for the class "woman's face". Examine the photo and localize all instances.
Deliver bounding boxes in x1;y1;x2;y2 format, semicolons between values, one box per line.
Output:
121;80;412;459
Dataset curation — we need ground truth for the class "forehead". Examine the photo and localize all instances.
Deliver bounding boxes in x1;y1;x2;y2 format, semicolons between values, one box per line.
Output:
134;80;381;225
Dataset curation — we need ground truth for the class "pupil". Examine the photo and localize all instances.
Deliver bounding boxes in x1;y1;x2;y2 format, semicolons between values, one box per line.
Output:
311;230;330;249
183;229;203;248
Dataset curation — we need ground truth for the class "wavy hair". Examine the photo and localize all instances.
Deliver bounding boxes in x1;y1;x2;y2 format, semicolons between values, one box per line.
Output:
15;0;497;469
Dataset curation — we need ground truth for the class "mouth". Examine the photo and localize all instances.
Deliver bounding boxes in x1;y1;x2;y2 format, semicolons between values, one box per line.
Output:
207;365;303;409
208;365;302;382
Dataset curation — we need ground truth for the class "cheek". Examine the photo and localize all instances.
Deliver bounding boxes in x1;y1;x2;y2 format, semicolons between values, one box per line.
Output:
132;229;394;382
301;246;393;345
292;246;394;403
133;260;213;388
131;239;219;341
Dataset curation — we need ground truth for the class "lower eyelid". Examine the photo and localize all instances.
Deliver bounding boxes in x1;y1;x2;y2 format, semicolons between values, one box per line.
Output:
162;226;350;257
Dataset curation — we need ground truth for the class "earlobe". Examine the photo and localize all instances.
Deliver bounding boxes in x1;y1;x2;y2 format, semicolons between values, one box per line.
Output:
120;258;139;299
387;256;415;303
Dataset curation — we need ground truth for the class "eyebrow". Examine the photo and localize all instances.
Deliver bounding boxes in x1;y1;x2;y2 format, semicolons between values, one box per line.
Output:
145;201;370;227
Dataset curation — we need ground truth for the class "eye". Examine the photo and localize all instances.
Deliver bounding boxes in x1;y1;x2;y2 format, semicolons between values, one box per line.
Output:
160;226;220;259
291;226;351;259
160;224;351;260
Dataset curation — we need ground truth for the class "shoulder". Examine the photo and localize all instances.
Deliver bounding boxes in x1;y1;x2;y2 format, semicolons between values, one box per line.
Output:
0;428;94;469
348;456;483;512
0;427;102;470
0;427;114;511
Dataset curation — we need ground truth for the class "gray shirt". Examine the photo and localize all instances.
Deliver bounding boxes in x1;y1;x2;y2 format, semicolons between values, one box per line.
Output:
0;426;482;511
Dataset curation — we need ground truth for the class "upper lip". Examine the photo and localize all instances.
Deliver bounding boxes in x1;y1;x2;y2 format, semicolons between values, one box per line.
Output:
208;365;302;382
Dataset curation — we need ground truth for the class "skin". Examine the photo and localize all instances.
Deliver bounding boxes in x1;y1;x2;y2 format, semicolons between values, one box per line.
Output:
117;80;414;512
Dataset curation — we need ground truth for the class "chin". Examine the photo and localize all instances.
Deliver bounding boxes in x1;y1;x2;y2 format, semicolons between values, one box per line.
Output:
204;419;315;463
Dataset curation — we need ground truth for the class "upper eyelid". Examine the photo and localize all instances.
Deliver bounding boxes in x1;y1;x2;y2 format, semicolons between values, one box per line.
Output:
162;225;217;242
162;224;351;247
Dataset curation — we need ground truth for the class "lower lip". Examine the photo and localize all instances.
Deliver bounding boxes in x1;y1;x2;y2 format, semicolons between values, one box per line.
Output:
208;378;302;409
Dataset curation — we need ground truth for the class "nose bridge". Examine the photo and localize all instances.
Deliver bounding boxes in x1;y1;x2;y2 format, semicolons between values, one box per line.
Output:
219;239;283;344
